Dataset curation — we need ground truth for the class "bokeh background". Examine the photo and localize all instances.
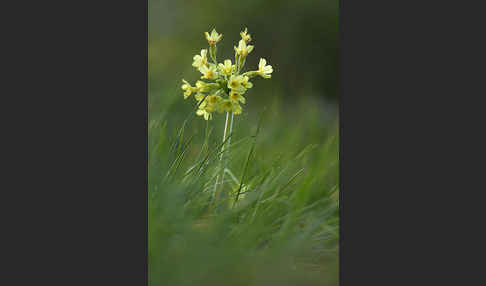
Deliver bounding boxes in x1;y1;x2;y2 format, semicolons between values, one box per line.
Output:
149;1;339;285
149;0;339;123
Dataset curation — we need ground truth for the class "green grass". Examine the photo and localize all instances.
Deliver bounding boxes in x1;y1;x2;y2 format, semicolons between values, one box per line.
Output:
148;89;339;286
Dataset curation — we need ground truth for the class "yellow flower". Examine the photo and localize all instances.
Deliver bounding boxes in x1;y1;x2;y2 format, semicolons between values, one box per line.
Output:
229;90;246;104
234;39;254;57
241;76;253;89
196;81;220;93
181;79;195;99
196;108;212;120
240;28;251;43
204;95;223;112
257;58;273;79
204;28;223;45
218;59;234;75
192;49;208;68
195;80;210;92
218;99;233;113
227;75;245;91
218;99;242;114
199;64;218;80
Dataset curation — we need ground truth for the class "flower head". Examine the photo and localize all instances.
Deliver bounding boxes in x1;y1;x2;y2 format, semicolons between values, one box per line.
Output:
257;58;273;79
192;49;208;69
234;40;254;57
181;28;273;119
240;28;251;43
218;59;235;75
205;28;223;45
199;64;218;80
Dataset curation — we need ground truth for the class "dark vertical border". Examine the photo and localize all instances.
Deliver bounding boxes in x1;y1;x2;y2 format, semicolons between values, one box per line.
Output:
339;0;343;283
11;0;149;284
144;0;149;284
339;0;458;284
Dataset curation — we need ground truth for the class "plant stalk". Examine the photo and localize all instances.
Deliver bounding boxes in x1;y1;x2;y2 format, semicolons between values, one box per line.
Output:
211;112;233;208
220;112;234;186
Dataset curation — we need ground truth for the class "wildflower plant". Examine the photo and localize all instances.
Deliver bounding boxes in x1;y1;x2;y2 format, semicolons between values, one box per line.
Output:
181;28;273;121
181;27;274;208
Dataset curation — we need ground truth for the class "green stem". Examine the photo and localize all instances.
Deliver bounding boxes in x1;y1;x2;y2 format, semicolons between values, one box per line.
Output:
211;112;232;208
220;112;234;187
210;44;218;64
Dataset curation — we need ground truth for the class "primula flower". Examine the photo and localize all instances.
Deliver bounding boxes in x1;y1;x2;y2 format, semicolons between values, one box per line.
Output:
218;59;234;75
196;80;209;92
229;90;246;104
227;75;245;91
234;40;254;57
219;99;242;114
199;64;218;80
240;28;251;43
192;49;208;68
181;28;273;120
257;58;273;79
195;80;210;92
181;79;195;99
241;76;253;89
204;95;223;112
205;28;223;45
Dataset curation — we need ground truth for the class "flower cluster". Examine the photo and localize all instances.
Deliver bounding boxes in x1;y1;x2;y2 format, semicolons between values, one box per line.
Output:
181;28;273;120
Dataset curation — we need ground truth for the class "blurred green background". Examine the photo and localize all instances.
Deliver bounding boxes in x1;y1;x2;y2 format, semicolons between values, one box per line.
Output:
149;0;339;108
149;1;339;285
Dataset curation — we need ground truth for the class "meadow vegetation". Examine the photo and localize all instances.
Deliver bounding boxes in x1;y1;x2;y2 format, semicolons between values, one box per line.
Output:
149;3;339;283
149;84;339;285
